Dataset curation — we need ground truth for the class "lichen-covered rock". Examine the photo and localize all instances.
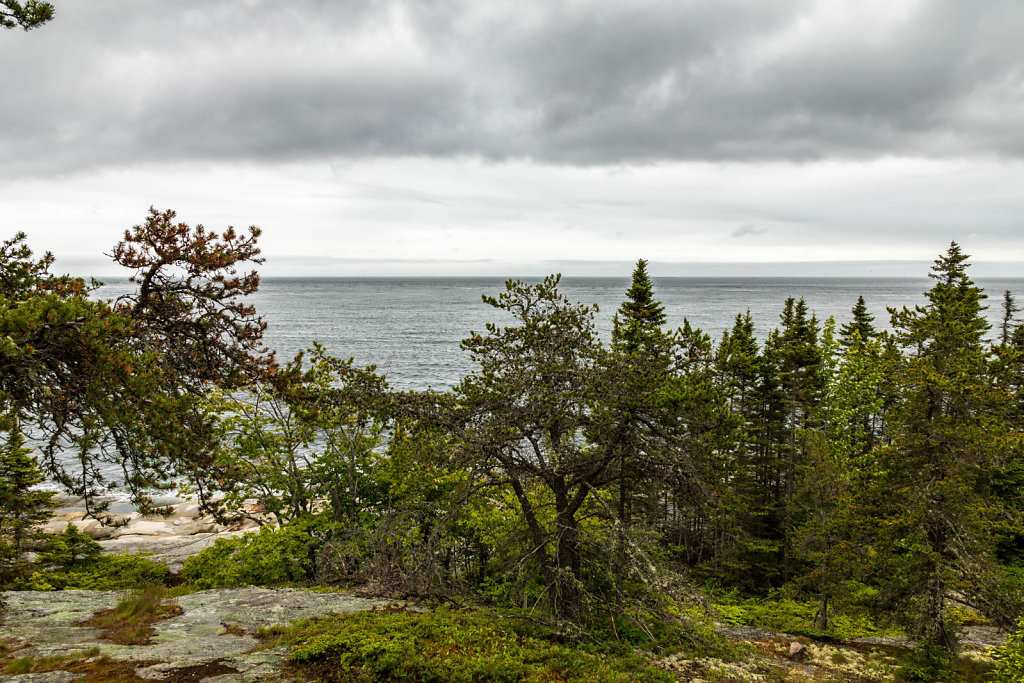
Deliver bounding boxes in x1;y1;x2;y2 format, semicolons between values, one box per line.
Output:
0;590;123;658
0;587;391;682
3;673;84;682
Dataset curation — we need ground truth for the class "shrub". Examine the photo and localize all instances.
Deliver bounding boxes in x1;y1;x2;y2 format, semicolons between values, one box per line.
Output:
994;617;1024;682
49;553;169;590
18;524;169;590
34;524;101;570
181;520;320;589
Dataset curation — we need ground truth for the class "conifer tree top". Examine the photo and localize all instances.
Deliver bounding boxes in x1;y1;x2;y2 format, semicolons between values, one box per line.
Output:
612;259;667;351
619;259;666;325
839;295;876;348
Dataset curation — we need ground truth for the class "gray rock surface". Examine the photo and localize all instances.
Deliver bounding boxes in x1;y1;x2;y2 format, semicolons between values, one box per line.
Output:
1;587;392;681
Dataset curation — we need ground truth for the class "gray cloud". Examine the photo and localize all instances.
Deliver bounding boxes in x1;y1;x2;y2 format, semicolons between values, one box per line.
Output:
3;0;1024;177
731;224;766;239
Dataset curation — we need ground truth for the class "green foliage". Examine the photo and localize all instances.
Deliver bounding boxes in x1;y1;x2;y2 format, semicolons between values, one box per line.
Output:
995;618;1024;682
865;242;1023;653
35;523;102;569
277;607;674;682
839;295;877;349
2;212;271;516
898;641;955;681
0;422;55;583
19;525;168;590
0;0;53;30
46;553;170;591
181;520;321;589
612;258;667;353
712;592;901;639
204;345;387;526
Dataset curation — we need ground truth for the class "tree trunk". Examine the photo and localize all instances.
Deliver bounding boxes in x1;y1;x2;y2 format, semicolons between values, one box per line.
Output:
554;487;583;619
813;592;829;631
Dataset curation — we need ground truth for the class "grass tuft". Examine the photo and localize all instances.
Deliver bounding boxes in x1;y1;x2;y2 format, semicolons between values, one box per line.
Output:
78;585;183;645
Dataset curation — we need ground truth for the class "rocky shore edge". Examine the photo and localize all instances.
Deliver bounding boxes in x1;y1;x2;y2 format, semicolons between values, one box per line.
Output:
40;498;267;573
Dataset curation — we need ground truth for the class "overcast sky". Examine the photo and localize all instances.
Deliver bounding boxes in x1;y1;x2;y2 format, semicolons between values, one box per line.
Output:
2;0;1024;277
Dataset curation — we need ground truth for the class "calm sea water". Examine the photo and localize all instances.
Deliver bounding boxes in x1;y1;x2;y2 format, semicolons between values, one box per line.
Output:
95;276;1024;392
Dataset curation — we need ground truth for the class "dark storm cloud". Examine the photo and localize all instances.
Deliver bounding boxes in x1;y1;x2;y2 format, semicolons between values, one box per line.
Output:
3;0;1024;177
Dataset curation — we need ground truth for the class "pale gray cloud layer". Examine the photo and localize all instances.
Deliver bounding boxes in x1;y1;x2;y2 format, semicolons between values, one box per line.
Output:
4;0;1024;179
3;1;1024;275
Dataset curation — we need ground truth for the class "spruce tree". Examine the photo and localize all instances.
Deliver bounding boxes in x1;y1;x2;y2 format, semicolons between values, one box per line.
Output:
775;298;823;577
870;242;1020;666
839;295;877;349
608;260;669;603
1000;290;1021;346
612;259;667;353
0;419;55;584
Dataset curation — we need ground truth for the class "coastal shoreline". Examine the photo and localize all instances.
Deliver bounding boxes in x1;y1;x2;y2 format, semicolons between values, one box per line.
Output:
41;497;267;572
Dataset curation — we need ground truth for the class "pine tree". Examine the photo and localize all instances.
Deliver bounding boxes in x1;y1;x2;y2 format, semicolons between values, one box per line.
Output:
1;1;53;30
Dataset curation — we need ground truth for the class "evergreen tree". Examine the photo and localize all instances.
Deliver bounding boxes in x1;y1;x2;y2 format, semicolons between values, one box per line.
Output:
1001;290;1021;346
715;312;781;587
717;311;761;419
608;260;671;603
774;298;823;578
0;418;56;584
870;242;1021;666
839;295;877;349
794;327;885;630
612;259;667;353
658;319;736;569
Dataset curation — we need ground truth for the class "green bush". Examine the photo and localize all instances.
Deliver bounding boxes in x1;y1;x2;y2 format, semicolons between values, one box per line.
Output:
276;607;673;682
181;520;319;589
45;553;169;590
35;524;102;569
994;617;1024;682
898;641;954;682
16;524;169;590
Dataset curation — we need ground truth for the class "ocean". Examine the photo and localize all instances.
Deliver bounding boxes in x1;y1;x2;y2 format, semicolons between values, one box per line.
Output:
95;276;1024;391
